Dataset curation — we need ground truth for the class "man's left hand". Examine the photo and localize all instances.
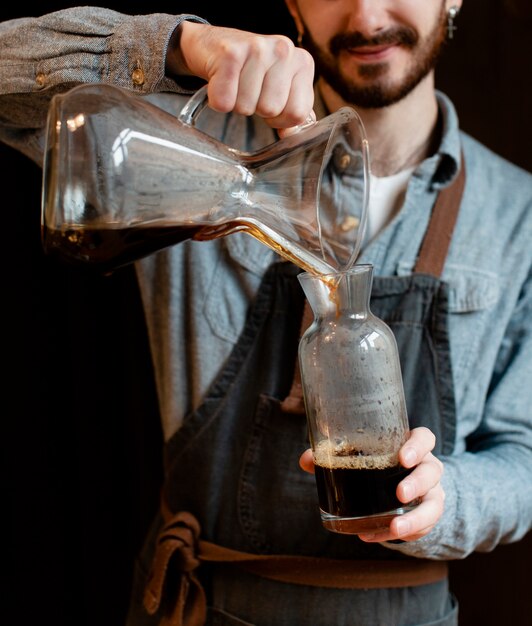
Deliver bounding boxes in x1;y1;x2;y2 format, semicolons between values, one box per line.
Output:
299;426;445;543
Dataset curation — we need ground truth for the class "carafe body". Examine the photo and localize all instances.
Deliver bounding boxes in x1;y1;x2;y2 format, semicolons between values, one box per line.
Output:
41;84;369;275
298;264;418;534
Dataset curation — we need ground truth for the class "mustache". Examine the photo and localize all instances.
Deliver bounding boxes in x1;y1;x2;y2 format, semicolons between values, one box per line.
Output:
330;27;418;55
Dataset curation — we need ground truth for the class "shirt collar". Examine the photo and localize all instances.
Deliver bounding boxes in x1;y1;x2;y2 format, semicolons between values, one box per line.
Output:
432;90;462;187
313;86;462;189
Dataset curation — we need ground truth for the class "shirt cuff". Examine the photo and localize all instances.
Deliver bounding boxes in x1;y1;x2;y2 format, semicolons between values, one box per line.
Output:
110;14;209;94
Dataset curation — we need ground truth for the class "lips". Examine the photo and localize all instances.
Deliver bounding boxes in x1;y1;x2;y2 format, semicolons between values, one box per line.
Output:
345;44;397;62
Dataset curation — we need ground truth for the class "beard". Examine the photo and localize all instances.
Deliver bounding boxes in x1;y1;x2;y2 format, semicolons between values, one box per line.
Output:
302;4;448;109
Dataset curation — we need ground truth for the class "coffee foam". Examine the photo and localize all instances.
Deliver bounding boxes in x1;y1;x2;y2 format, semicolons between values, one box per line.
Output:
313;439;398;470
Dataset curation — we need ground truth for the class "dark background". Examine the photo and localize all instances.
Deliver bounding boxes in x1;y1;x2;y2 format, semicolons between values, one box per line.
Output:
2;2;531;625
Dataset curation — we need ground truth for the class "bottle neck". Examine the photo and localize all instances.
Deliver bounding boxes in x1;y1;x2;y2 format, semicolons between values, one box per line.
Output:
298;264;374;318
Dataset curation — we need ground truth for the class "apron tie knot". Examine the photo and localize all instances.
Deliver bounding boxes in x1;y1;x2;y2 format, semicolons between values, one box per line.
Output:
143;510;206;626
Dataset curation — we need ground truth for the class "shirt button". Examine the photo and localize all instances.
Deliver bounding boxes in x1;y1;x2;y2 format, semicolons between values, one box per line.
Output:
340;215;360;232
35;73;46;87
132;67;145;86
339;153;351;170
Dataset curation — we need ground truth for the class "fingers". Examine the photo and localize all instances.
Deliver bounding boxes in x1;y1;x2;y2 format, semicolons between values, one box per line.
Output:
299;448;315;474
359;428;445;543
358;483;446;543
399;426;436;468
179;21;315;129
397;451;444;504
300;428;445;544
277;109;317;139
257;46;315;128
391;483;445;541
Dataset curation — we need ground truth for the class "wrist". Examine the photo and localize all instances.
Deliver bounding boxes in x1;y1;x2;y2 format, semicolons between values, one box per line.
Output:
166;23;190;77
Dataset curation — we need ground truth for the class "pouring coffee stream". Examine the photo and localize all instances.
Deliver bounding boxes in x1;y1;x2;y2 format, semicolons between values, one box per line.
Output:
41;84;370;282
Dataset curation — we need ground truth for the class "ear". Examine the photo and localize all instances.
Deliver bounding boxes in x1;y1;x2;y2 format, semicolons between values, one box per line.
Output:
285;0;305;37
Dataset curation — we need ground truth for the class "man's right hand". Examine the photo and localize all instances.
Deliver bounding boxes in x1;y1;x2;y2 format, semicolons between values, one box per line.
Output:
166;21;315;133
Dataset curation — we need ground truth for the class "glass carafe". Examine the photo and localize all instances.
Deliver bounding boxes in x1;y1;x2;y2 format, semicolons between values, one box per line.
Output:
298;264;418;534
41;83;369;275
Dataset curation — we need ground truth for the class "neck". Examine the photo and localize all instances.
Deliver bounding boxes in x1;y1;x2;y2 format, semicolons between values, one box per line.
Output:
318;73;440;177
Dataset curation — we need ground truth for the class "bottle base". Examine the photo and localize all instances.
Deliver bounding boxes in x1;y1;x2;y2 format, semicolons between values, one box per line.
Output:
320;504;417;535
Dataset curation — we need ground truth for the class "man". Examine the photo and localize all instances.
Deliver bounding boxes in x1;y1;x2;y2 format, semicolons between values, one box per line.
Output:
0;2;530;625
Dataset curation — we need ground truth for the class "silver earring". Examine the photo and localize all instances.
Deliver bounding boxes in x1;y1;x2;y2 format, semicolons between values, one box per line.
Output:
447;6;460;40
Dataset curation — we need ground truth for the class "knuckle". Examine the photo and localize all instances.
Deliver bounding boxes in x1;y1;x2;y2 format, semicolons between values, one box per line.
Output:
207;92;232;113
234;102;256;117
272;34;294;60
299;48;315;71
417;426;436;450
219;41;246;66
246;36;277;62
260;108;281;120
279;108;309;128
290;103;311;121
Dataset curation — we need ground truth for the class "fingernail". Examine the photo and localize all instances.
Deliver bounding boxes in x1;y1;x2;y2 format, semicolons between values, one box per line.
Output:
395;519;410;536
403;447;417;466
402;481;414;501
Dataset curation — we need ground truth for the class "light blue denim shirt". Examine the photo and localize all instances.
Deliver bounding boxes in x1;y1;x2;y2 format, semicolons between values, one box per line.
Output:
1;7;531;564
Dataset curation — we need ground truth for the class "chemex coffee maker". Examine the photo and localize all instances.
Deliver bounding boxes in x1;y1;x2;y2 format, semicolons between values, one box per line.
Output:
41;83;370;276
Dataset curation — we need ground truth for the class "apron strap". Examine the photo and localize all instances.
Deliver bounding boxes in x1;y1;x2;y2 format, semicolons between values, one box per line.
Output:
281;154;466;413
414;154;466;276
144;508;449;626
278;301;314;413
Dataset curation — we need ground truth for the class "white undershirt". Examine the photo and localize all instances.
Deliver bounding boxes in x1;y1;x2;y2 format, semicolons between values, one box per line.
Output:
363;166;416;245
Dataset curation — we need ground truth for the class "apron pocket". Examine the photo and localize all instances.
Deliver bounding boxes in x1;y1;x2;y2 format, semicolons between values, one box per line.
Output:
238;393;324;554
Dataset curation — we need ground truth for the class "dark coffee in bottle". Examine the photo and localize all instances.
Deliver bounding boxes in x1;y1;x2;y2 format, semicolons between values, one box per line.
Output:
313;440;416;534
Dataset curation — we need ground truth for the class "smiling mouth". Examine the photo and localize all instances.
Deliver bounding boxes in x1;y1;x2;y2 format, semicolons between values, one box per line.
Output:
345;44;397;62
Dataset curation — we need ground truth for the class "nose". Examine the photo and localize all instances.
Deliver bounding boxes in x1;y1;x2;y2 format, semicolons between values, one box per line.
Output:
344;0;390;37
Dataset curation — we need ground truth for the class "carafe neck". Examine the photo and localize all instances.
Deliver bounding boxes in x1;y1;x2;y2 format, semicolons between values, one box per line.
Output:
298;264;374;319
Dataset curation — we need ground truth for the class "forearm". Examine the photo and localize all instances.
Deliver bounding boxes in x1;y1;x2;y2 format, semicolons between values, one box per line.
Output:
384;444;532;560
0;8;207;163
386;273;532;560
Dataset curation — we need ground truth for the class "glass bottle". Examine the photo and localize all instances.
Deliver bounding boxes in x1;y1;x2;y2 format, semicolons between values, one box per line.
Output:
298;264;418;534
